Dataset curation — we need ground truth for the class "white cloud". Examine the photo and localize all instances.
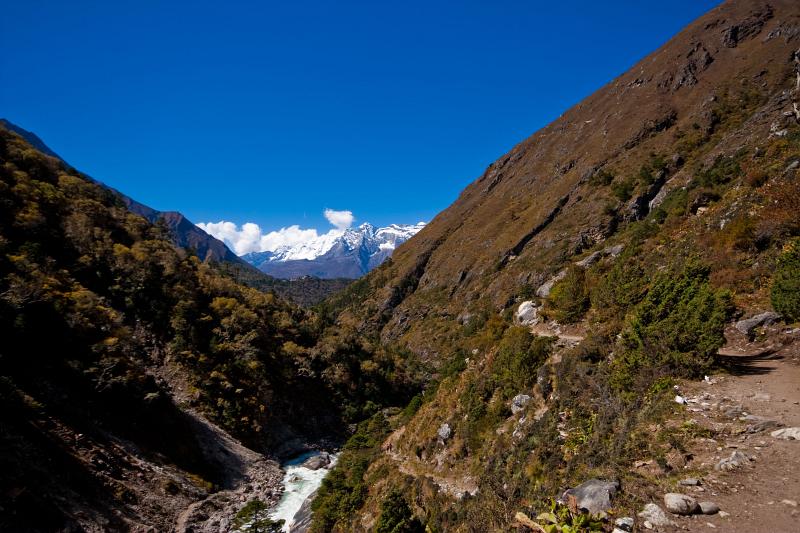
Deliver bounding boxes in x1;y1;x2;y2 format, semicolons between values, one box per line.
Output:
197;209;356;256
323;209;354;230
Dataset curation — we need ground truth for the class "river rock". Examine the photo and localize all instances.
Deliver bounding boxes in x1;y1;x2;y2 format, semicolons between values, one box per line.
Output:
771;427;800;440
664;493;700;515
699;501;720;515
638;503;676;527
735;312;781;336
301;452;331;470
715;450;751;471
516;301;540;326
562;479;619;515
511;394;532;414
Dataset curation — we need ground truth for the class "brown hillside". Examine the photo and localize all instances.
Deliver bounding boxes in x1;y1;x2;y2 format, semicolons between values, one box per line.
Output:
340;0;799;360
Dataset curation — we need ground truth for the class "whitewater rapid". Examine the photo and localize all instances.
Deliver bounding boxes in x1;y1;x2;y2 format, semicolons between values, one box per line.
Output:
269;451;338;532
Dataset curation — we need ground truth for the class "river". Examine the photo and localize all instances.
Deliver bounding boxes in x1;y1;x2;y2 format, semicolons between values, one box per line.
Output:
269;451;338;532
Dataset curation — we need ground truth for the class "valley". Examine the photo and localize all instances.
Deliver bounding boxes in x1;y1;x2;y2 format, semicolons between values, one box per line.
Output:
2;0;800;532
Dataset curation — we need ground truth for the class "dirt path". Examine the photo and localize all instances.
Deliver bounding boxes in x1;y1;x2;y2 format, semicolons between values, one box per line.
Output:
673;328;800;533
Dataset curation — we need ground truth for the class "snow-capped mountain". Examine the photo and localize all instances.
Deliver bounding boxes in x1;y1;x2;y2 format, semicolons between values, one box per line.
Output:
242;222;425;279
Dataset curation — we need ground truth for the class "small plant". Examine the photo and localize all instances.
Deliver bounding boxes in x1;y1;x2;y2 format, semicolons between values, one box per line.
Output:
531;500;605;532
771;238;800;322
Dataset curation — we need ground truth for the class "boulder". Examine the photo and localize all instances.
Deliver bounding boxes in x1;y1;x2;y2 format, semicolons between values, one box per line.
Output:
734;311;781;336
771;427;800;440
301;452;331;470
516;301;540;326
438;423;452;441
510;394;532;415
604;244;625;257
699;501;720;515
638;503;676;527
679;478;701;486
715;450;751;471
664;493;700;515
562;479;619;515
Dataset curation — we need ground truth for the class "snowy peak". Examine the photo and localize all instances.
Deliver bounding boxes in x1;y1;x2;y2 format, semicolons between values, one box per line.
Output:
242;222;425;279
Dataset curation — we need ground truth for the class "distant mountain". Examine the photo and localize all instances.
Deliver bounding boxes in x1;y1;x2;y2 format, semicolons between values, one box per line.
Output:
0;118;240;264
242;222;426;279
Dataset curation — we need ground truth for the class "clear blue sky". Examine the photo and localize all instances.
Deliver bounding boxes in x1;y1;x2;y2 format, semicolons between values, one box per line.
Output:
2;0;721;231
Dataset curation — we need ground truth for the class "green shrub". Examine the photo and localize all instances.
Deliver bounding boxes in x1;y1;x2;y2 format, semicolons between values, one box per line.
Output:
611;178;635;201
375;489;424;533
613;261;733;389
771;239;800;322
546;267;590;323
232;500;283;533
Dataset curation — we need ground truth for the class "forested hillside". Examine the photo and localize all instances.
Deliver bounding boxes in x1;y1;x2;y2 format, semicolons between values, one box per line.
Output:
0;127;419;531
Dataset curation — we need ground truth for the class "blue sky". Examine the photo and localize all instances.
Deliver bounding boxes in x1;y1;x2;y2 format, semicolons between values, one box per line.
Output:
2;0;720;243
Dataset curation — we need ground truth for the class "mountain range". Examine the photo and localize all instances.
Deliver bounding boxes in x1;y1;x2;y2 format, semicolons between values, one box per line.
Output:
242;222;426;279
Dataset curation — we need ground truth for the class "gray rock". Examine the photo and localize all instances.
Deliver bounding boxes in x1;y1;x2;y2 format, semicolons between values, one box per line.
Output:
614;516;634;532
575;251;602;268
604;244;625;257
301;452;331;470
744;416;782;434
664;493;700;515
562;479;619;515
438;423;452;441
516;301;540;326
699;501;720;515
679;478;701;486
735;312;781;336
715;450;751;471
638;503;676;527
510;394;532;415
771;427;800;440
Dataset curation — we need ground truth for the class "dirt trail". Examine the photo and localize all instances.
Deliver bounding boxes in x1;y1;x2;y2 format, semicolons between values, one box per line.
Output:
673;328;800;533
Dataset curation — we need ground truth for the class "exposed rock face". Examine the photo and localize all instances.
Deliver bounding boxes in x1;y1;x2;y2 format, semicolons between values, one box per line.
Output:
561;479;619;515
516;301;540;326
664;493;700;515
735;311;781;336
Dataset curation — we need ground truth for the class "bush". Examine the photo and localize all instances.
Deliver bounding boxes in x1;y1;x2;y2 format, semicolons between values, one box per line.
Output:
613;261;733;389
375;489;424;533
546;267;590;323
232;500;283;533
771;239;800;322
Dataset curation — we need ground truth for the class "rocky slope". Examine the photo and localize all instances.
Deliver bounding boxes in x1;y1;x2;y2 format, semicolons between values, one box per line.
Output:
243;222;426;279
